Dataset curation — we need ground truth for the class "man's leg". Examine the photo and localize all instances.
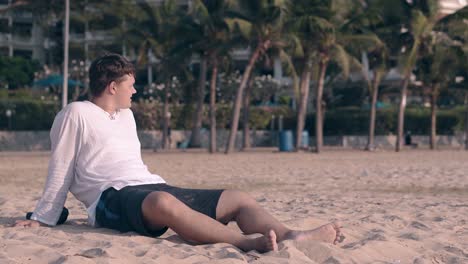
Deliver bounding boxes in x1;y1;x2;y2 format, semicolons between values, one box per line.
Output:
141;191;278;252
216;190;343;244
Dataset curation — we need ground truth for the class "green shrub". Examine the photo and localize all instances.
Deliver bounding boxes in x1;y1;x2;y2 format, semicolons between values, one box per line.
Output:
0;100;60;130
0;99;464;135
131;100;160;130
0;56;40;89
283;107;461;136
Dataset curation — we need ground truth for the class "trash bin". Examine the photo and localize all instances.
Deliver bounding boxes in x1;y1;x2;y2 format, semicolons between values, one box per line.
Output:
300;130;309;149
279;130;293;152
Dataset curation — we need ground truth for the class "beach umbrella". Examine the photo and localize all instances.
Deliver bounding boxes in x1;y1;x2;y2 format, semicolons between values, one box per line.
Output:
33;74;82;87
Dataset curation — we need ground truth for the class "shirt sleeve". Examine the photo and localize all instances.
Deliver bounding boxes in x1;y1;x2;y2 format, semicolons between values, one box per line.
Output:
30;110;81;226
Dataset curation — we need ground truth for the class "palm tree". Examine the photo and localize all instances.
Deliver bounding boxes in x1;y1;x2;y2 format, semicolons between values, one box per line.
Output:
86;0;140;61
416;32;463;149
394;0;443;151
283;0;322;151
359;48;387;151
289;0;378;153
131;0;185;149
435;6;468;149
224;0;287;154
178;0;234;152
343;0;392;151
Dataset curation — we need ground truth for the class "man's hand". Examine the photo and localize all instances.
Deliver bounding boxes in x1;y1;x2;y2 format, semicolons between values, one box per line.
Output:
13;219;41;227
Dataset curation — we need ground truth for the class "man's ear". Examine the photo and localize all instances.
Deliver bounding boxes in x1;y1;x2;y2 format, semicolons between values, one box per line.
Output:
108;81;117;95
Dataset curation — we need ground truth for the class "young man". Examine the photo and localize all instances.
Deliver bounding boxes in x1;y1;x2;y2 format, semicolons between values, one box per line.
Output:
14;54;343;253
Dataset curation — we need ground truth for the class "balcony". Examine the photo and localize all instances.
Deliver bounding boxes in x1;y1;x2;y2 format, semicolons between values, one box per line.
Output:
0;32;9;43
11;34;33;45
230;47;252;61
69;30;116;44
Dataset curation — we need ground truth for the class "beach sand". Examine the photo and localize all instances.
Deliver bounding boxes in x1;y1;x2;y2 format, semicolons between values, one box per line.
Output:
0;149;467;263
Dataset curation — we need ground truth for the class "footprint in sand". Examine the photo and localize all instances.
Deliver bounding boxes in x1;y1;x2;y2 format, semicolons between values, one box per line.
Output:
213;248;246;261
398;233;420;241
342;229;387;249
133;248;149;257
76;248;109;258
383;215;408;228
410;221;430;231
444;246;468;258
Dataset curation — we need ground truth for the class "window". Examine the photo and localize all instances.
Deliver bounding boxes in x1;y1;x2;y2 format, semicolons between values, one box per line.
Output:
0;47;9;56
0;18;8;33
13;49;32;59
12;21;32;37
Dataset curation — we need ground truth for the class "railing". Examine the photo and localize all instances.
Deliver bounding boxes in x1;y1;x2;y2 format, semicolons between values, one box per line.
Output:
0;32;9;43
11;34;32;45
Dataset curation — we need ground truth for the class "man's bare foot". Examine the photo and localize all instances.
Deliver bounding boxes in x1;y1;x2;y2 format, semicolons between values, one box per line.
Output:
240;229;278;253
283;222;344;245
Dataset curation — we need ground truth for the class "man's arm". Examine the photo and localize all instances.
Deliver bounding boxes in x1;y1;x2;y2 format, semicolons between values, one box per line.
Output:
16;110;81;227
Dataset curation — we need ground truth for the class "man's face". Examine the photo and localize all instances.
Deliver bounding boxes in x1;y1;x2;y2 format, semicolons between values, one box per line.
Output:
113;74;136;109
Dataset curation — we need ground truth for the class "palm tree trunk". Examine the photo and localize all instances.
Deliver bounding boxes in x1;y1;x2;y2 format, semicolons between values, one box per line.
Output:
242;78;253;150
396;77;410;152
464;93;468;150
225;41;270;154
430;85;439;150
366;71;382;151
209;58;218;153
72;85;80;101
315;58;328;153
62;0;70;109
295;60;312;150
189;55;207;148
84;7;90;100
162;81;170;149
122;18;127;57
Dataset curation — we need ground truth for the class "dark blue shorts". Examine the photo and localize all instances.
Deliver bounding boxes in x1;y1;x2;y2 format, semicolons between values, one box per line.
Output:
95;184;224;237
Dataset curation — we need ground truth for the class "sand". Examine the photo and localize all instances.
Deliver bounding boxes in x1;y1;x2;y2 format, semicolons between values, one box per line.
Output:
0;149;467;263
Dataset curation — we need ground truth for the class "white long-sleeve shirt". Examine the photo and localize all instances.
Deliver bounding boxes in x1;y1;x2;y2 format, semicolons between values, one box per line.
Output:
31;101;165;226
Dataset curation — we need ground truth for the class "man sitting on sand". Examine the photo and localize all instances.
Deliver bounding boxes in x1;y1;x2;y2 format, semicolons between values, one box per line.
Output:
14;54;343;253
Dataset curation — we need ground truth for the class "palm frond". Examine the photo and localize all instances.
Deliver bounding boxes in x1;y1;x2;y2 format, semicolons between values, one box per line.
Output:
339;33;384;52
330;44;351;78
225;18;252;39
279;49;300;101
411;10;429;37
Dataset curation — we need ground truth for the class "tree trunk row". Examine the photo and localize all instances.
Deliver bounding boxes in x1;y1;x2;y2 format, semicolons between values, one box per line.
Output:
295;59;313;150
366;71;382;151
225;40;270;154
189;55;207;148
209;57;218;153
315;58;328;153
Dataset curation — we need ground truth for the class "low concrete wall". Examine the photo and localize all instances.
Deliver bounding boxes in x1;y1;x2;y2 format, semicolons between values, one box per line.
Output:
339;135;465;148
138;130;276;150
0;130;276;151
0;130;465;151
0;131;51;151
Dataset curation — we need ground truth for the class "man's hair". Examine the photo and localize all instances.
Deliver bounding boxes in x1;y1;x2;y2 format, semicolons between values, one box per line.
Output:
89;54;135;97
